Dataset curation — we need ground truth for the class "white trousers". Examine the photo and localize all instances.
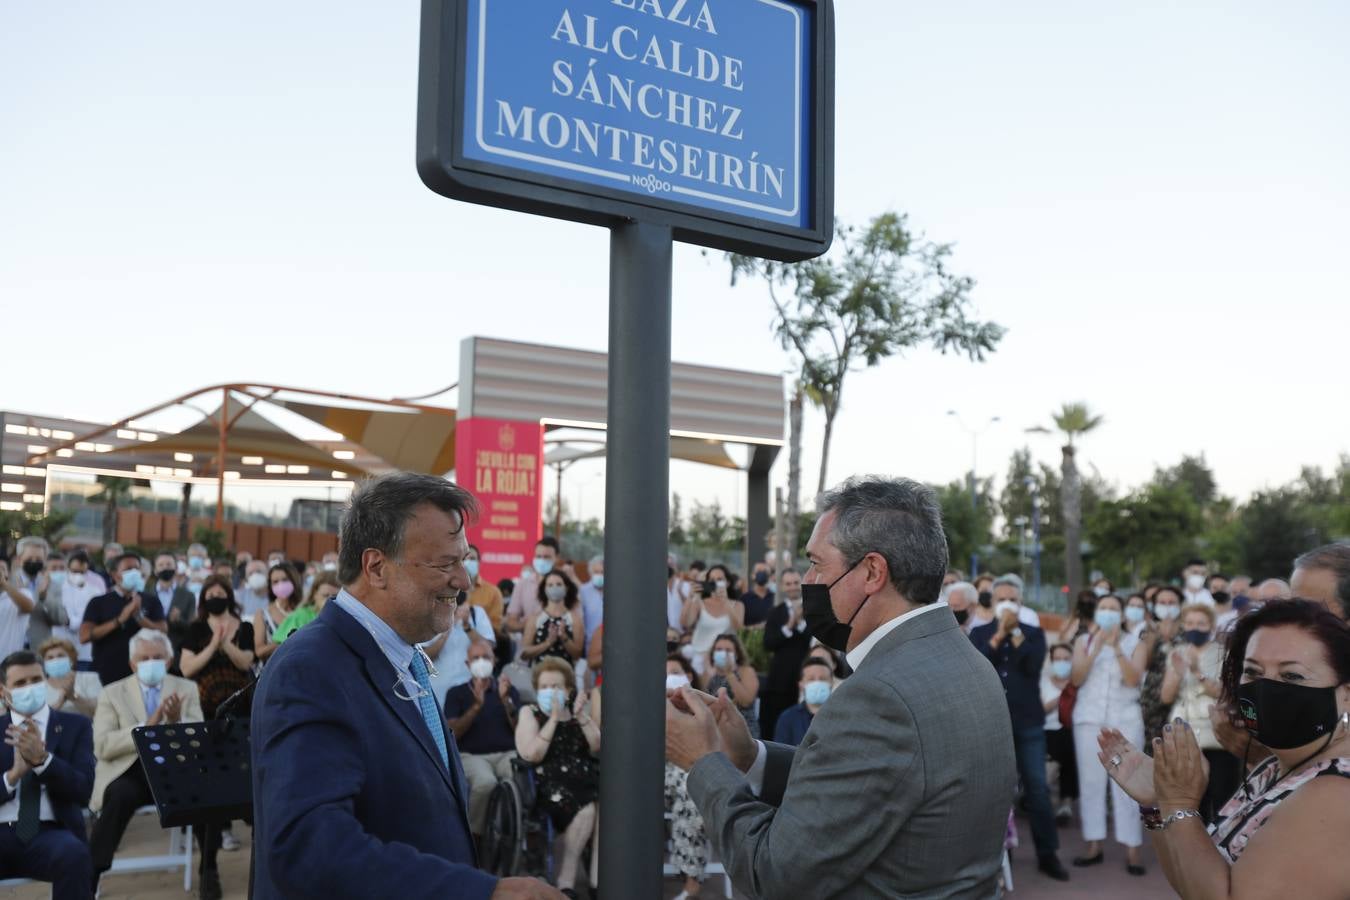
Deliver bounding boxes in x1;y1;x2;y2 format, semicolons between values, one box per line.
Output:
1073;722;1143;847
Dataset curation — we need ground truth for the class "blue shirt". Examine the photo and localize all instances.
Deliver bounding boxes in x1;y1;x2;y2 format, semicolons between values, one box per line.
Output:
773;703;814;746
443;681;521;755
578;582;604;648
332;589;417;693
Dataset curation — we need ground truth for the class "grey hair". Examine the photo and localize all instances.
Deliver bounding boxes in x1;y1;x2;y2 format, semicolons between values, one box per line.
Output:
338;472;478;585
129;628;173;660
15;536;49;556
815;476;948;604
992;573;1024;596
589;555;604;568
1294;542;1350;619
947;581;978;604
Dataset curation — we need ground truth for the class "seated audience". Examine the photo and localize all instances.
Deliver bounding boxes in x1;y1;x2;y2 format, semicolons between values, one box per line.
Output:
38;638;97;718
445;635;520;843
773;656;835;746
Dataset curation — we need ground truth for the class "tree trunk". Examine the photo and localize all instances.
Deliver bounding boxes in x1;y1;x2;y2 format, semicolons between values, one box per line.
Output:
817;401;837;496
1061;444;1083;599
179;481;193;545
103;497;116;546
786;385;803;561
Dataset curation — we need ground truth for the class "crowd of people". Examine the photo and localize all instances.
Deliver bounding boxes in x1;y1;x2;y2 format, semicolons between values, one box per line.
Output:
2;519;1350;898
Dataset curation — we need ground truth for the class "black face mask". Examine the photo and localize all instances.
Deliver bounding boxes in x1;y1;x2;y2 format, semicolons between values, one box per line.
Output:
953;608;970;626
801;558;869;652
21;560;44;578
754;571;770;587
203;596;230;617
977;591;993;609
1237;678;1342;750
666;640;680;655
1182;629;1210;647
157;568;175;582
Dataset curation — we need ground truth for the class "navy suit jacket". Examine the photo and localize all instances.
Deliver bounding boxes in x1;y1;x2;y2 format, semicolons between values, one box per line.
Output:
251;601;496;900
969;620;1048;731
0;709;95;840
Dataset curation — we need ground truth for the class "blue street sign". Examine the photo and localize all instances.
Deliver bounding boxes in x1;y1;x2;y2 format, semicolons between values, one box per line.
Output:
418;0;834;260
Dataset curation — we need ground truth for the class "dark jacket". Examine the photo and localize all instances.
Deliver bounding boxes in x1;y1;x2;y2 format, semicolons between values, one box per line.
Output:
251;600;494;900
968;620;1048;731
0;709;95;840
762;601;811;694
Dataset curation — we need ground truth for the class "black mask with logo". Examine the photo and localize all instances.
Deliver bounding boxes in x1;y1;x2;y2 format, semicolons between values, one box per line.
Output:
801;558;871;652
1237;678;1341;750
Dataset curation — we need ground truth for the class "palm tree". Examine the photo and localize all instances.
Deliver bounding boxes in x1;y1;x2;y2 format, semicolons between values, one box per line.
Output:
92;476;134;546
1029;403;1104;598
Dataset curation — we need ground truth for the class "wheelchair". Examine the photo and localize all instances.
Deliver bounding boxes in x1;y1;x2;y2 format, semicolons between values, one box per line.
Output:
479;758;554;878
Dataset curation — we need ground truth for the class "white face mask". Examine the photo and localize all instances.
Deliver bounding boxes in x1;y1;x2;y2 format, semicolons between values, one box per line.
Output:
994;600;1020;619
247;572;267;591
665;674;690;692
1155;605;1181;621
67;572;86;589
468;658;494;680
1186;574;1206;591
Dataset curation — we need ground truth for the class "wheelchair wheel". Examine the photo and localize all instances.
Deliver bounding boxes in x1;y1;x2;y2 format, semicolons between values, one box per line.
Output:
481;778;524;876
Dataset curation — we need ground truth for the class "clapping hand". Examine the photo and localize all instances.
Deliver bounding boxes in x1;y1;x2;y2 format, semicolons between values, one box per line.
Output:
5;720;47;767
1154;717;1208;813
665;686;722;771
572;689;588;720
497;675;512;703
670;686;756;773
470;678;488;708
149;693;183;726
121;594;142;623
1097;726;1156;805
1169;648;1188;672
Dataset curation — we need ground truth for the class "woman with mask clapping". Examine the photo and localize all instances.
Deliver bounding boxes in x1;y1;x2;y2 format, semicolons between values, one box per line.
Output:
1157;602;1235;823
515;657;599;897
699;632;760;739
520;570;584;665
1138;586;1187;748
1070;593;1150;875
1099;599;1350;899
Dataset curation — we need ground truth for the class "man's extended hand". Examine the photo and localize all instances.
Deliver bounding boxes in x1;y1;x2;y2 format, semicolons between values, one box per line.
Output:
490;875;567;898
666;687;722;771
669;686;756;773
6;720;47;768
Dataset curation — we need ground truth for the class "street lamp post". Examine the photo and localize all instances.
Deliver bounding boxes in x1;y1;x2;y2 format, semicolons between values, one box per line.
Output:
1024;475;1042;602
947;411;1000;577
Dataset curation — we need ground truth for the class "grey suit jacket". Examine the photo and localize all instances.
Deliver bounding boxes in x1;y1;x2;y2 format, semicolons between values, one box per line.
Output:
687;606;1017;900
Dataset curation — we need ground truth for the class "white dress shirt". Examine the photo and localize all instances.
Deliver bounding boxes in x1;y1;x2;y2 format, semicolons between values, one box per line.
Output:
0;704;55;824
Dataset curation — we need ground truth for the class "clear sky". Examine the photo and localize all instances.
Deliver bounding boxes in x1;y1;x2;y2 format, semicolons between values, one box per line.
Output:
3;1;1347;532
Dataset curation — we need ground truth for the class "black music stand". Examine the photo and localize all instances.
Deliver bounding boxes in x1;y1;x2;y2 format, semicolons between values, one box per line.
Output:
131;719;252;829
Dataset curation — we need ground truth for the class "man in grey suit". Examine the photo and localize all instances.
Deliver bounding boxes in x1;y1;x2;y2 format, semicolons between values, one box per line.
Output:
667;476;1017;899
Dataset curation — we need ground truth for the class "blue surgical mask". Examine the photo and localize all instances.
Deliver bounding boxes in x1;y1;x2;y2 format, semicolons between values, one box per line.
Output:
120;569;145;593
1094;609;1122;631
8;683;46;717
545;585;567;603
537;688;559;714
713;650;731;669
1051;660;1073;679
49;571;66;587
803;680;831;706
137;659;167;687
1155;605;1181;620
591;574;604;589
1124;606;1146;624
533;557;553;576
464;559;480;580
189;556;206;570
43;657;72;679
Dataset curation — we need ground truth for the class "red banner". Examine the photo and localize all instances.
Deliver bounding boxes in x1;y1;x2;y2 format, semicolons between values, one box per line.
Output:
454;417;544;586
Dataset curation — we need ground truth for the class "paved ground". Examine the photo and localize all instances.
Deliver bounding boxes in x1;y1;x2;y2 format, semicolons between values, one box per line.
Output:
0;809;1171;899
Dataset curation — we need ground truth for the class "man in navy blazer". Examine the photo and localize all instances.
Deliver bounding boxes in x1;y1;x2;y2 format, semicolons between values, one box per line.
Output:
968;575;1068;882
0;650;96;899
252;472;562;900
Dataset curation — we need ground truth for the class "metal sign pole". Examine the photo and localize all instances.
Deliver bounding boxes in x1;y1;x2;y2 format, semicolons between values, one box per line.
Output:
599;220;673;897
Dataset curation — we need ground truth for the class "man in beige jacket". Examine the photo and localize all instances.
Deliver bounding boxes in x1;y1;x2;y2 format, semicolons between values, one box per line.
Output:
88;629;202;894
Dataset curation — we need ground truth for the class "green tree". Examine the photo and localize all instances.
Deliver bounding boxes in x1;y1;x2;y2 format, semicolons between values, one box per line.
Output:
1153;455;1218;510
727;212;1005;493
668;492;687;546
1087;483;1202;584
1029;403;1105;596
92;476;135;546
934;476;996;576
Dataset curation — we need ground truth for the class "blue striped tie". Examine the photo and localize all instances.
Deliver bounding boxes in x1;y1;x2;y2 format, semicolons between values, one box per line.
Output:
409;653;448;769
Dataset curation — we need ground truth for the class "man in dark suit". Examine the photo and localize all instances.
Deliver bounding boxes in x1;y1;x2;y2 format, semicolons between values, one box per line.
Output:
969;574;1068;881
759;569;810;742
0;650;96;899
252;472;561;900
147;552;197;661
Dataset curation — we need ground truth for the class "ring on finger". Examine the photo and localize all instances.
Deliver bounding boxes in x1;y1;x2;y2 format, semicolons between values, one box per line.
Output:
1109;754;1122;768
